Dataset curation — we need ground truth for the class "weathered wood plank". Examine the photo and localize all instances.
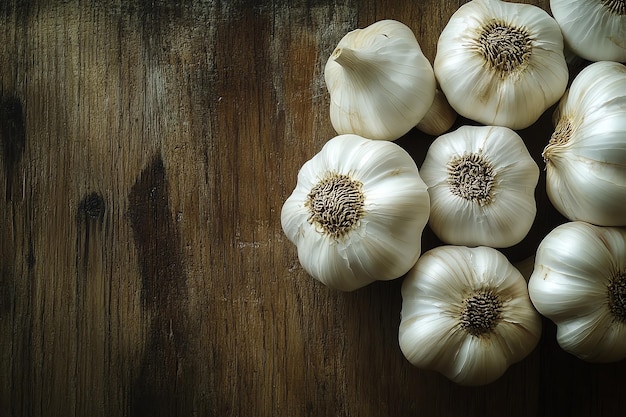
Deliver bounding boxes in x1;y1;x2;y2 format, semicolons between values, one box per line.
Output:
1;1;625;416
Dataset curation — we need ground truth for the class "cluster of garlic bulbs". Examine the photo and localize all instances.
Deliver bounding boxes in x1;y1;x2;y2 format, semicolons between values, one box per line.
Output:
530;3;626;360
282;0;626;388
282;20;445;293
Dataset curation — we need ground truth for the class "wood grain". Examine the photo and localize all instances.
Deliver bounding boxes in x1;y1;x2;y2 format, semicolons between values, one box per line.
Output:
0;1;624;416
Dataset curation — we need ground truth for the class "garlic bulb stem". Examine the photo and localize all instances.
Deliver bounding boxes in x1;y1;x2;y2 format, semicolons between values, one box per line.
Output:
331;47;361;69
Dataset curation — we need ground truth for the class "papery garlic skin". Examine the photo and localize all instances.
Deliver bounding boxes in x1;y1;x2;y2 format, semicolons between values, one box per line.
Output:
399;245;541;386
419;125;539;248
434;0;568;130
324;19;436;141
281;134;430;291
543;61;626;226
550;0;626;63
528;222;626;362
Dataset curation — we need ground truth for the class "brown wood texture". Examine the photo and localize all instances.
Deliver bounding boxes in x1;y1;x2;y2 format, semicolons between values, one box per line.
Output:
1;0;624;416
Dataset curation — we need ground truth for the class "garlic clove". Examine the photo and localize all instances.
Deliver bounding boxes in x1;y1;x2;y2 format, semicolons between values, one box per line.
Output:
281;134;430;291
324;19;436;141
446;335;510;386
556;312;626;363
415;88;457;136
434;0;569;130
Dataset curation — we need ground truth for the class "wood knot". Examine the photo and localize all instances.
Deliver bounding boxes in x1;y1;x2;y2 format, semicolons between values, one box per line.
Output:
79;192;105;220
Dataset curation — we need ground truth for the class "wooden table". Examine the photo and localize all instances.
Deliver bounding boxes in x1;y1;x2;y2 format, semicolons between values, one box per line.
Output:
1;0;624;416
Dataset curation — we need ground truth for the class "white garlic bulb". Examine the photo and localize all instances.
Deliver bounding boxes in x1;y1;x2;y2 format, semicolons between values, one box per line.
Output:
399;245;542;386
419;125;539;248
415;88;458;136
543;61;626;227
550;0;626;63
281;134;430;291
528;221;626;362
434;0;569;130
324;19;436;141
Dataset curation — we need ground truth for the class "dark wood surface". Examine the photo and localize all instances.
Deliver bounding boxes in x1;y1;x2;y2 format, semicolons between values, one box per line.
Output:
1;1;624;416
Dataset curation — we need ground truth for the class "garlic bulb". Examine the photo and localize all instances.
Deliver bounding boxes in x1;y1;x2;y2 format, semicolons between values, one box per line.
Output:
324;19;436;141
415;88;457;136
528;221;626;362
419;125;539;248
550;0;626;63
399;245;542;386
434;0;569;130
543;61;626;227
281;134;430;291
